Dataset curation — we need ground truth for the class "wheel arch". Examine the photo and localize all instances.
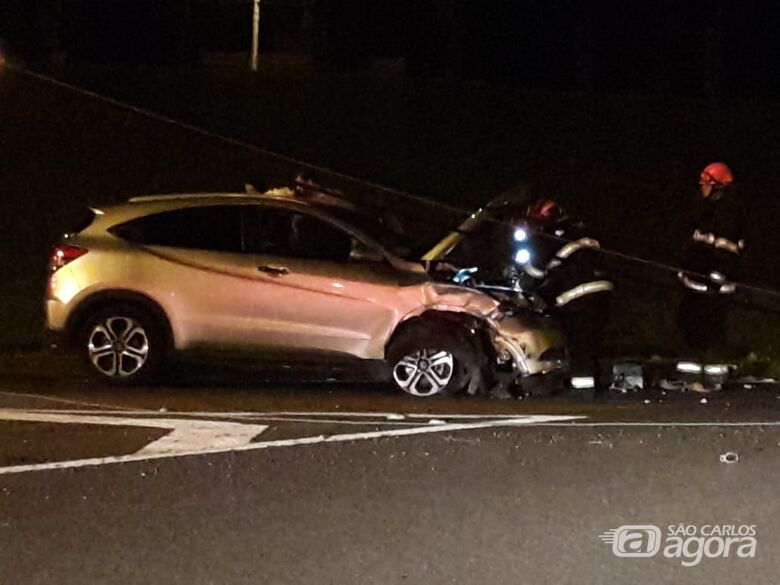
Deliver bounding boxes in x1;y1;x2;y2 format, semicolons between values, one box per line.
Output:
65;289;175;351
385;309;495;363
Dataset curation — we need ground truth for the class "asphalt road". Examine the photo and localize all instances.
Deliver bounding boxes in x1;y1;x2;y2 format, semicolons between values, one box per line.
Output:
0;353;779;584
3;61;780;584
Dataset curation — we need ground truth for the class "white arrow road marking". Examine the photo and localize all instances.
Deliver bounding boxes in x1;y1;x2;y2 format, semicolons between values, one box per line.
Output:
135;422;269;456
0;409;268;459
0;411;583;475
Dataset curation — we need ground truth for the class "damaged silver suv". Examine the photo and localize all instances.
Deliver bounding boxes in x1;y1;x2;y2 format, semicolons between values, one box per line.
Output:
45;186;567;396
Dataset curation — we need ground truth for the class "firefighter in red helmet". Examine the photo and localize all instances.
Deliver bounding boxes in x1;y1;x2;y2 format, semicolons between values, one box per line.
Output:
520;198;614;395
675;162;747;390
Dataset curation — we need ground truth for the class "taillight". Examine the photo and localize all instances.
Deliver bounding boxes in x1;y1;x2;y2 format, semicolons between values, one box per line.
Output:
49;244;88;273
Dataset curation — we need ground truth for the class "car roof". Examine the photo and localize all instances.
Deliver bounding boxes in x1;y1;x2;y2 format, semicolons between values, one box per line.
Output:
86;190;404;256
127;192;267;204
91;191;334;225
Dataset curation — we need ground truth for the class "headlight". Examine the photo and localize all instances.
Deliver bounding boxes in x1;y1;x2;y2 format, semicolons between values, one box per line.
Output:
513;228;528;242
514;248;531;265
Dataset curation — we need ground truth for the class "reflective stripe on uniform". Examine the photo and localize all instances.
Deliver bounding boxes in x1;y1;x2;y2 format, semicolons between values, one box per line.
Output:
692;230;716;245
555;280;614;307
546;258;562;271
719;282;737;295
524;264;546;279
555;237;600;260
676;362;702;374
678;273;709;293
679;272;737;295
691;230;743;255
714;237;742;254
571;376;595;389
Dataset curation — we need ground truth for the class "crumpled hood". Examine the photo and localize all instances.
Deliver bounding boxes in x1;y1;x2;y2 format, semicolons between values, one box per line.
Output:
418;282;500;318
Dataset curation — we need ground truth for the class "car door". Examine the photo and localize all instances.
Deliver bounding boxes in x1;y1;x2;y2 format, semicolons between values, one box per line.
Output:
241;204;423;359
112;203;288;348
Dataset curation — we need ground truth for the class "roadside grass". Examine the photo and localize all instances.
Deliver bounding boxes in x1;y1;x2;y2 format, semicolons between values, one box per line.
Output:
1;60;778;363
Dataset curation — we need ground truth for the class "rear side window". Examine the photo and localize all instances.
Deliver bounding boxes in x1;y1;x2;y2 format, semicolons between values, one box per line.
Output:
110;205;243;253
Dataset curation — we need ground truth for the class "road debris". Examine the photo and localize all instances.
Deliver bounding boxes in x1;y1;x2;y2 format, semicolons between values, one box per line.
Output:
610;363;644;392
720;452;739;464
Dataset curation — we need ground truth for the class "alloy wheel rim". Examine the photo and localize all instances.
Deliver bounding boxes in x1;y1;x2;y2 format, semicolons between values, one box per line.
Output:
392;348;454;396
87;316;150;378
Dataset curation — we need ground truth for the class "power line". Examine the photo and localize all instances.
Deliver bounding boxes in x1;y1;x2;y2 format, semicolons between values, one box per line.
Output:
6;63;456;215
7;62;780;303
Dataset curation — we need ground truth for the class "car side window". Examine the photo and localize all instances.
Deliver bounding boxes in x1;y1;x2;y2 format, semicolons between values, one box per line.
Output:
243;207;354;263
110;205;243;253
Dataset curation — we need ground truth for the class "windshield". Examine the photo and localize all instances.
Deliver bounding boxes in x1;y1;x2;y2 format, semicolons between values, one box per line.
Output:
423;205;505;262
315;204;420;259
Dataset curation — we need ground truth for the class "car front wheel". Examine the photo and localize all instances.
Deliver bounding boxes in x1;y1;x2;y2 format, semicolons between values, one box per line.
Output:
387;321;478;397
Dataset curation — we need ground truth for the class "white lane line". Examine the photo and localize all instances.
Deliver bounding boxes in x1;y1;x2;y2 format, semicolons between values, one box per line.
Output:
23;409;541;420
217;416;417;427
249;411;535;420
515;421;780;427
21;410;512;427
14;409;780;428
0;409;268;458
0;414;582;475
0;391;140;412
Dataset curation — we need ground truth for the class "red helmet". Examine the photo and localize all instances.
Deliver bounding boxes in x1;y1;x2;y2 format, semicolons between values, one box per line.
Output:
525;198;566;224
699;162;734;186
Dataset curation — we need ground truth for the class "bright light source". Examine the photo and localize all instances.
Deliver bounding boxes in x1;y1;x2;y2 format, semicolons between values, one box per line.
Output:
676;362;702;374
571;376;595;389
704;364;729;375
514;248;531;265
513;228;528;242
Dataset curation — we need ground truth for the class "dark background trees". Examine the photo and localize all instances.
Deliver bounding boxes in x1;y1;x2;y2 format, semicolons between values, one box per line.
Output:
3;1;780;96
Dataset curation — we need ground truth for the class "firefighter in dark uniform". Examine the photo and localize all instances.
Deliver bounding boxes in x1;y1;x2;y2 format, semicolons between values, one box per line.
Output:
518;199;614;394
676;162;746;387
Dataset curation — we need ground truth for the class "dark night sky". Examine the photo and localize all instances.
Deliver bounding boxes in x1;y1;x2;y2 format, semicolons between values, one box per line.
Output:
2;1;780;96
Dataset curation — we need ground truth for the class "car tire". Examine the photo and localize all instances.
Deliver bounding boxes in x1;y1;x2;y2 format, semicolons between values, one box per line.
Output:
386;320;479;397
78;304;167;385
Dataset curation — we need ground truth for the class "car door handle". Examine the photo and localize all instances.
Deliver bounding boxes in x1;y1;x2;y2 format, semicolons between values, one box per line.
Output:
258;264;290;277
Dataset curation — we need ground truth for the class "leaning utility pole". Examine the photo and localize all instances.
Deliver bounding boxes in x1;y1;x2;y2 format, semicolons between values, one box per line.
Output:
702;0;724;101
250;0;262;71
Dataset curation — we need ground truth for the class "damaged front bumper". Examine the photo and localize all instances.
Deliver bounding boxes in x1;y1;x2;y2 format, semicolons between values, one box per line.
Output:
491;311;569;378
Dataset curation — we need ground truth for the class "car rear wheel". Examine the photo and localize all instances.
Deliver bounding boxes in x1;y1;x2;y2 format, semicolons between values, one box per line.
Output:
387;322;478;397
79;304;166;385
